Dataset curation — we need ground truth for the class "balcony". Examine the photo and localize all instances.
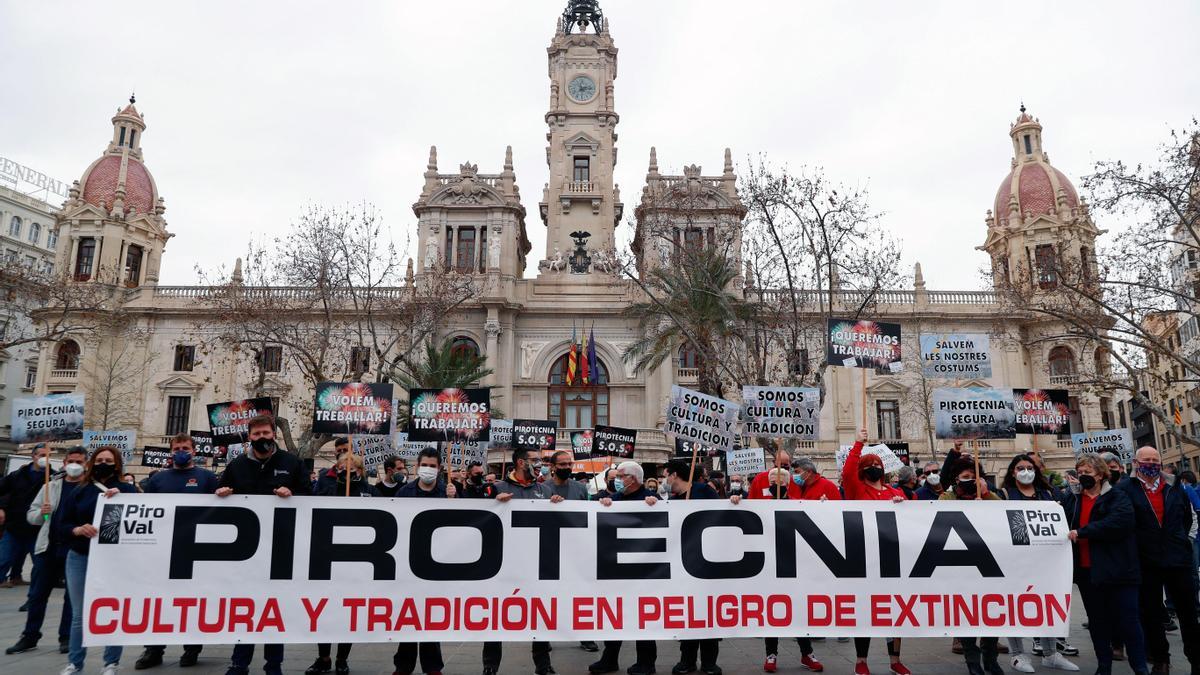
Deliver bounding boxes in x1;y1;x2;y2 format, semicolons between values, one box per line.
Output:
46;368;78;385
1048;374;1077;386
677;367;700;384
565;180;597;194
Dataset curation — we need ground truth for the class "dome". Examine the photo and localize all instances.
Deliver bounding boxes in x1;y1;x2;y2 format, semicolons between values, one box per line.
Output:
81;154;157;214
990;107;1080;226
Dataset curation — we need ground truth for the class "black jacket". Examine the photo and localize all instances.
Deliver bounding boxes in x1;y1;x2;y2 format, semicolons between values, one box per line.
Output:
0;464;51;537
1063;484;1140;586
672;481;720;500
58;479;139;557
316;475;379;498
217;449;312;496
1116;476;1195;569
397;479;449;498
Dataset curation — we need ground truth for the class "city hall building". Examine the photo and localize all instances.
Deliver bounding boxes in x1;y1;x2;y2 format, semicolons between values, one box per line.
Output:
29;1;1115;473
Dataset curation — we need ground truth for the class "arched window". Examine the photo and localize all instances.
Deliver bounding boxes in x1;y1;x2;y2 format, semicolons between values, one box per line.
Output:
449;336;480;361
548;353;609;429
28;222;40;245
1048;346;1075;377
678;344;703;370
8;216;20;237
55;340;80;370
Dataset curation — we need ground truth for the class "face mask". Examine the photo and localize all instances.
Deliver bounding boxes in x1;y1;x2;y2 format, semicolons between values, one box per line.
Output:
792;473;806;486
862;466;884;483
613;478;626;493
173;451;193;468
1077;474;1097;490
554;468;572;480
1108;471;1121;486
539;465;550;477
957;479;978;497
1015;469;1036;485
34;457;48;469
64;463;85;478
472;473;485;484
250;437;276;455
925;473;941;487
395;474;406;484
1137;462;1162;479
92;463;116;481
730;481;743;492
417;466;438;484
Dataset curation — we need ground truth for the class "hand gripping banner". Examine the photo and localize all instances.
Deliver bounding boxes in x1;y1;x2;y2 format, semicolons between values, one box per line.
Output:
83;497;1072;646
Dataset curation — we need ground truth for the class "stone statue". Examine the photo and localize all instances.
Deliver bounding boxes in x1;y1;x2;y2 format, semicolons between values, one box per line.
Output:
489;235;501;269
541;247;566;273
425;237;439;269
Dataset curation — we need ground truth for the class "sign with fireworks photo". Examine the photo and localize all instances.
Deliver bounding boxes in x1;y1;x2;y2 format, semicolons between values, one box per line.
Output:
206;398;275;446
826;319;903;369
570;429;593;460
312;382;395;436
406;388;491;442
933;387;1016;440
1012;388;1071;435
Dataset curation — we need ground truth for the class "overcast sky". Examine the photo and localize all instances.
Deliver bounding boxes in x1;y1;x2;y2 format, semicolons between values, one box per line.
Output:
2;0;1197;289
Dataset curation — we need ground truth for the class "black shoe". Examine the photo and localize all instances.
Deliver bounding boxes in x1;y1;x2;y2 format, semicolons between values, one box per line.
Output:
628;665;657;675
335;661;350;675
591;661;620;674
1164;619;1179;632
180;649;200;667
985;659;1004;675
135;649;165;670
536;667;557;675
306;657;333;674
58;637;69;654
1055;640;1080;657
967;663;985;675
582;642;601;653
4;634;38;654
672;663;697;675
700;665;722;675
483;668;498;675
18;601;29;612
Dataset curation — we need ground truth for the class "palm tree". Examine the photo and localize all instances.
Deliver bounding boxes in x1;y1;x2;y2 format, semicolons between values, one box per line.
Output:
393;339;497;426
623;247;748;396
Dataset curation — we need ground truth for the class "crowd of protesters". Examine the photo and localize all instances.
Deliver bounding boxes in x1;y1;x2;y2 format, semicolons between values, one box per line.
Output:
0;418;1197;675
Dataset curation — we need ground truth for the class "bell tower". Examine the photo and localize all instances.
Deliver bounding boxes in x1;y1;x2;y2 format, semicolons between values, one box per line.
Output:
538;0;623;276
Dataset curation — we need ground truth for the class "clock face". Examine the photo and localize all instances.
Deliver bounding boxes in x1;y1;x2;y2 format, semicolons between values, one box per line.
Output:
567;75;597;102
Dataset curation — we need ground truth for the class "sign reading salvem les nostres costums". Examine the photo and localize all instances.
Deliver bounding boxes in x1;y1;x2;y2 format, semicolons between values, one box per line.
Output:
919;334;992;379
82;496;1073;646
406;388;491;443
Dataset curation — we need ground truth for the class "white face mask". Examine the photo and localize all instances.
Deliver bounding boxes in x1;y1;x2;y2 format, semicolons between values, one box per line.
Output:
64;463;85;478
925;473;941;487
35;456;48;469
1015;469;1036;485
730;481;742;492
417;466;439;485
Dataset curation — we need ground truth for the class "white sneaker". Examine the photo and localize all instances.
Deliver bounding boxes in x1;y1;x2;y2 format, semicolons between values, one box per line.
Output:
1011;654;1036;673
1042;653;1079;671
101;663;121;675
59;666;80;675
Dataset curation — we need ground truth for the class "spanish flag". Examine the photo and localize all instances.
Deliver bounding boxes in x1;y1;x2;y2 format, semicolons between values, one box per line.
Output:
567;323;578;386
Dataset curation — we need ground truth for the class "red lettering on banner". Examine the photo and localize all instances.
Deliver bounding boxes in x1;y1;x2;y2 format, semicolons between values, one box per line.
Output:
598;597;621;629
89;598;120;634
663;596;684;629
981;594;1005;627
228;598;256;632
894;594;919;627
871;595;891;626
174;597;198;632
766;595;791;628
918;594;940;626
257;599;284;632
198;598;226;633
573;597;595;630
638;597;661;629
343;598;366;631
715;595;738;629
834;595;855;627
397;598;420;630
368;599;392;631
122;597;150;633
302;598;328;632
1046;594;1070;624
742;594;764;627
152;599;174;633
952;594;977;627
808;595;832;626
464;597;488;630
425;597;450;631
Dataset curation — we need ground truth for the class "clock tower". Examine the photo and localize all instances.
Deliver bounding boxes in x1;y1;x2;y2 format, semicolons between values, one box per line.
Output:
538;0;623;276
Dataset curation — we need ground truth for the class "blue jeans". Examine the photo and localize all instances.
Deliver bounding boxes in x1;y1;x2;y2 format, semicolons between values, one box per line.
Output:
23;551;71;641
66;550;121;670
1077;573;1147;673
0;530;36;580
228;643;284;673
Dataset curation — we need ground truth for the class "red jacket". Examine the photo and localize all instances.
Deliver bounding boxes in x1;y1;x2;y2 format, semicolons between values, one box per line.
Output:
798;474;842;501
748;469;802;499
841;442;905;501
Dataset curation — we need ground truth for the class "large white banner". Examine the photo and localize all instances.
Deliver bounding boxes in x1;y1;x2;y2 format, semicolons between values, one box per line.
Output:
83;496;1072;646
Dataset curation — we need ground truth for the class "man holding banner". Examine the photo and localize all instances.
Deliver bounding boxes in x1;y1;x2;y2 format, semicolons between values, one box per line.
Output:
663;459;724;675
0;444;53;586
393;447;449;675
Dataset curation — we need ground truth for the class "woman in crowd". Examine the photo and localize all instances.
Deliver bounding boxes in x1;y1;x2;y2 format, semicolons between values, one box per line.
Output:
842;429;910;675
57;446;138;675
1063;454;1148;675
307;453;378;675
998;454;1080;673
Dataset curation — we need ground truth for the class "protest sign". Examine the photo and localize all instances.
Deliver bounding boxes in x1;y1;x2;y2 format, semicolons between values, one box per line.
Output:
1071;429;1135;463
490;419;513;452
512;419;558;452
444;440;488;469
84;496;1072;646
224;444;246;463
352;435;393;470
312;382;395;435
207;398;274;446
933;387;1016;439
723;446;767;477
675;438;721;459
83;430;137;464
742;386;820;439
1013;389;1071;435
570;430;593;460
836;444;906;474
391;432;437;463
888;441;911;466
919;334;992;379
827;319;902;369
407;388;491;442
189;431;220;459
12;393;85;443
593;425;636;459
140;446;173;469
665;386;740;451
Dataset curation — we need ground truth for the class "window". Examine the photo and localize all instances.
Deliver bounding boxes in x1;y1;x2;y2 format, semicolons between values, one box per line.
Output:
173;345;195;372
678;344;702;370
478;227;487;273
683;228;706;251
456;228;476;271
1048;346;1075;377
350;346;371;374
1035;244;1058;289
788;348;810;376
876;399;901;440
129;130;136;148
1080;246;1091;281
55;340;80;369
165;396;191;436
118;127;126;146
1023;135;1033;155
28;222;40;245
125;244;143;286
42;261;54;276
443;227;453;271
548;354;609;428
75;237;96;280
46;229;57;250
449;336;481;362
23;255;35;268
8;216;20;237
259;346;283;372
573;156;590;183
23;366;37;390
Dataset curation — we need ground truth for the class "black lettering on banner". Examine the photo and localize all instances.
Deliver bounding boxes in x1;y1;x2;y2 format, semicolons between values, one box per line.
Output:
775;511;866;578
409;510;503;580
512;511;589;580
307;509;398;580
597;512;669;579
909;511;1003;577
270;508;297;580
876;511;901;578
681;510;765;579
169;506;260;579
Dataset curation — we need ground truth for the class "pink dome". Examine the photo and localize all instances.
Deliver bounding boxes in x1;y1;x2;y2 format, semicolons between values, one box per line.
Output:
993;163;1079;222
81;155;156;214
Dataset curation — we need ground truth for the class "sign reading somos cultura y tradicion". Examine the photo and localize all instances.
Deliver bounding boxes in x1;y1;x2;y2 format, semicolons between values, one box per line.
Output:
742;386;820;439
665;386;740;451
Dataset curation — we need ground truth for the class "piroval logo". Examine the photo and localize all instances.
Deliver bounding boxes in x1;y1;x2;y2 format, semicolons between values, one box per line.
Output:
97;503;165;545
98;504;124;544
1006;510;1030;546
1006;508;1063;546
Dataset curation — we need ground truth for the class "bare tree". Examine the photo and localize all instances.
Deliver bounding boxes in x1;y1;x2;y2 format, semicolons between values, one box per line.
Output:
80;322;154;430
1;258;116;352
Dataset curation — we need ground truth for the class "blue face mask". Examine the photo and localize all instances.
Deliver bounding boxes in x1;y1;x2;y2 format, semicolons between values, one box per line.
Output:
792;473;805;486
613;478;626;493
1137;462;1162;479
173;450;193;468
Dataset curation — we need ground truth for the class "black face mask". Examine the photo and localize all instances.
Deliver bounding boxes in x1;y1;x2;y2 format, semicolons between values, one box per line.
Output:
1078;474;1097;490
92;463;116;481
394;474;406;484
250;438;276;455
1108;471;1121;486
862;466;884;482
606;479;616;492
471;474;484;484
554;468;572;480
956;479;978;497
